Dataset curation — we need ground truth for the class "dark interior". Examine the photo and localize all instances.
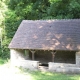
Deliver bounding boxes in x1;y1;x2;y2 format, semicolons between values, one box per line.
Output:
29;50;76;65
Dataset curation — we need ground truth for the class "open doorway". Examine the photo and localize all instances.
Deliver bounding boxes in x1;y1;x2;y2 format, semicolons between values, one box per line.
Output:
54;50;76;64
34;50;52;67
28;50;76;67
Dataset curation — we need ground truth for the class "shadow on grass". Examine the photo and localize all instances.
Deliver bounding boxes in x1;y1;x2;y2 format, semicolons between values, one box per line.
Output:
20;68;80;80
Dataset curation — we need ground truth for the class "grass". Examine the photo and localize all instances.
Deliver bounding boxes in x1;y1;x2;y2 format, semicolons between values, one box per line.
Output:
0;58;80;80
20;68;80;80
0;58;7;65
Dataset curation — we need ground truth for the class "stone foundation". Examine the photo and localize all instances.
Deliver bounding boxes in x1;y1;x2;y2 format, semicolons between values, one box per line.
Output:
48;51;80;73
48;62;80;73
10;49;80;73
13;60;39;70
10;49;39;70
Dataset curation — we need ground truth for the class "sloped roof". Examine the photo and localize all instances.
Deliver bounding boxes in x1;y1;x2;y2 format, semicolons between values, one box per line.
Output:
9;19;80;51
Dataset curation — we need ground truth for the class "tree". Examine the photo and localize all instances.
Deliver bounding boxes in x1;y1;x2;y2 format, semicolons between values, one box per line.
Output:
0;0;9;58
1;0;80;58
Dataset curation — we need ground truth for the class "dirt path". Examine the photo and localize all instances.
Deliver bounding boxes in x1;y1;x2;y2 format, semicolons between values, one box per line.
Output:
0;63;33;80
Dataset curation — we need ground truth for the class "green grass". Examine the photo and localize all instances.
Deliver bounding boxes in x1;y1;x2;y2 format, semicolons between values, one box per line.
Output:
0;59;80;80
20;68;80;80
0;58;8;65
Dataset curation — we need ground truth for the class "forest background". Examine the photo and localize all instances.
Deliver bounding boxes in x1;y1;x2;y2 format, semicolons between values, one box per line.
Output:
0;0;80;58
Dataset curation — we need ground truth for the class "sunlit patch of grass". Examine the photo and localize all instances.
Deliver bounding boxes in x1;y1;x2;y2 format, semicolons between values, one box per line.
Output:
20;68;80;80
0;61;80;80
30;71;80;80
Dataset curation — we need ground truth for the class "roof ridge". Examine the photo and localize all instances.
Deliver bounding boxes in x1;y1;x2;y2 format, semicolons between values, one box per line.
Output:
23;19;80;20
22;19;80;23
23;19;80;21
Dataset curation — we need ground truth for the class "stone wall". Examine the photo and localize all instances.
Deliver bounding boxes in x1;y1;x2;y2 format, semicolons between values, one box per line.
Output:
10;49;39;70
14;60;39;70
48;51;80;73
10;49;27;60
48;62;80;73
10;49;80;73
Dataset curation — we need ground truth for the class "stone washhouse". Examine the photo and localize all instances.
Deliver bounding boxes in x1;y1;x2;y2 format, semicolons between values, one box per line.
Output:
9;19;80;73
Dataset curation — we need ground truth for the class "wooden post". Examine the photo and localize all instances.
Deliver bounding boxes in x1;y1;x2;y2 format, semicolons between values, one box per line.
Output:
51;51;56;62
30;50;36;60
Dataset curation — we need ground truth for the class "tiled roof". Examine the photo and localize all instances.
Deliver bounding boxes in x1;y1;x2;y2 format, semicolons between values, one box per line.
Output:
9;19;80;51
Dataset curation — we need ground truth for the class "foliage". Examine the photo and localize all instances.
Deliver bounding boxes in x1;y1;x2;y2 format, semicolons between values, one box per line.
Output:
8;0;80;19
0;0;9;58
0;0;80;58
0;58;7;65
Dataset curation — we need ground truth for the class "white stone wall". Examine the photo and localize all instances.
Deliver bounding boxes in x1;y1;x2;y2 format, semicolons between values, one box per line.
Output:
10;49;27;60
10;49;25;66
48;62;80;73
47;51;80;73
10;49;80;73
10;49;39;70
14;60;39;70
